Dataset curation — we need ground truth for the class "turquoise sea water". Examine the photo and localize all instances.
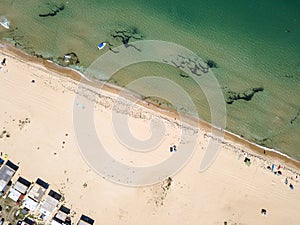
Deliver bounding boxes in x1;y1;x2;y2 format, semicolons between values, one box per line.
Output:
0;0;300;159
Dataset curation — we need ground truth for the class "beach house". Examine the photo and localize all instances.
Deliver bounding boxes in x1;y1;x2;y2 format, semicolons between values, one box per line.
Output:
7;176;31;202
0;160;19;194
77;215;94;225
22;178;49;212
38;189;62;221
51;205;71;225
17;217;35;225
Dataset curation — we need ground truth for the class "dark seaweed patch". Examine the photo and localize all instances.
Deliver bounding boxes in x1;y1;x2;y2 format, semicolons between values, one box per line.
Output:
168;55;209;76
225;87;264;104
290;109;300;124
39;3;65;17
206;59;217;68
110;26;143;50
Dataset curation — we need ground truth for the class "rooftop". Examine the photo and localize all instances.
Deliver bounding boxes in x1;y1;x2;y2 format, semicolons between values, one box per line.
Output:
22;197;39;212
78;215;94;225
27;178;49;202
0;161;18;191
17;177;31;187
39;190;61;221
23;217;35;225
48;190;62;201
6;160;19;171
59;205;71;215
36;178;49;189
51;205;71;225
8;187;21;202
13;177;31;194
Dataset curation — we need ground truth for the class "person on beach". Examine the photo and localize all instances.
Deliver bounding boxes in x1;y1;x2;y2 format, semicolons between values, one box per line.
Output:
1;58;6;66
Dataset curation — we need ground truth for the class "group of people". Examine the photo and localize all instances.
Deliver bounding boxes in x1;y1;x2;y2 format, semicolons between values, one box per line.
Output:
169;145;177;152
268;163;295;190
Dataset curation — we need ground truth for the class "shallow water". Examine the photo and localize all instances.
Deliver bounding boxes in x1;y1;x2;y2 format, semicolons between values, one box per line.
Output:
0;0;300;159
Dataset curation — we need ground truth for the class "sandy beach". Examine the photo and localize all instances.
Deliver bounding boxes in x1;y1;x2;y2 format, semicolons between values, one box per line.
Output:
1;42;300;225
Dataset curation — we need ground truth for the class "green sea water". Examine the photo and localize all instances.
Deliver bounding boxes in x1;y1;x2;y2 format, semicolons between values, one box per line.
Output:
0;0;300;159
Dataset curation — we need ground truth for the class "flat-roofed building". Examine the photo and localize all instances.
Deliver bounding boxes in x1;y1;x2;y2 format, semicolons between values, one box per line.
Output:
77;215;94;225
8;176;31;202
17;217;35;225
51;205;71;225
38;190;62;221
23;178;49;212
0;160;19;193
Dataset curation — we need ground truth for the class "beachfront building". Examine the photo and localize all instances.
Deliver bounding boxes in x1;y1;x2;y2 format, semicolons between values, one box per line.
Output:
0;160;19;194
7;176;31;203
77;215;94;225
51;205;71;225
38;189;62;221
22;178;49;212
17;217;35;225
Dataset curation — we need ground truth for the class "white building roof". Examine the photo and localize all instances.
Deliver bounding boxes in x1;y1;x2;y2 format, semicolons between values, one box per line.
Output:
13;181;29;194
78;221;91;225
39;195;60;221
7;187;21;202
51;220;62;225
22;197;39;212
0;165;15;191
56;210;68;222
28;183;47;202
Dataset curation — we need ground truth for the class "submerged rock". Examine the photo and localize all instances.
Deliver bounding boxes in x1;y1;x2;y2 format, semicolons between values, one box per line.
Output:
206;59;217;68
39;3;65;17
170;55;209;76
110;25;144;48
290;109;300;124
226;87;264;104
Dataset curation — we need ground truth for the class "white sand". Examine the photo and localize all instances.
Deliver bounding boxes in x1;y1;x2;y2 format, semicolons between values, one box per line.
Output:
0;47;300;225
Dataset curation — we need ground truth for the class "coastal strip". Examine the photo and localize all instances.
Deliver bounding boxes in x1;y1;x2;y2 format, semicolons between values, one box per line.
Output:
1;40;299;172
1;41;300;225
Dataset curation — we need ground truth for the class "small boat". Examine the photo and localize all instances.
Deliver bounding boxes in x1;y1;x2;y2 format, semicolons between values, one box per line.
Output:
97;42;106;50
0;16;10;29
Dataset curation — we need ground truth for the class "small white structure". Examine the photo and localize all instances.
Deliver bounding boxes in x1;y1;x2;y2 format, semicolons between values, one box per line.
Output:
23;197;39;212
0;160;19;193
51;205;71;225
77;215;94;225
38;190;62;221
8;188;21;202
23;178;49;212
8;176;31;202
17;217;35;225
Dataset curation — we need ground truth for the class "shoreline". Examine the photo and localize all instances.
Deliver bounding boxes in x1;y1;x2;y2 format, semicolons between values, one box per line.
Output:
1;39;300;225
1;40;300;172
